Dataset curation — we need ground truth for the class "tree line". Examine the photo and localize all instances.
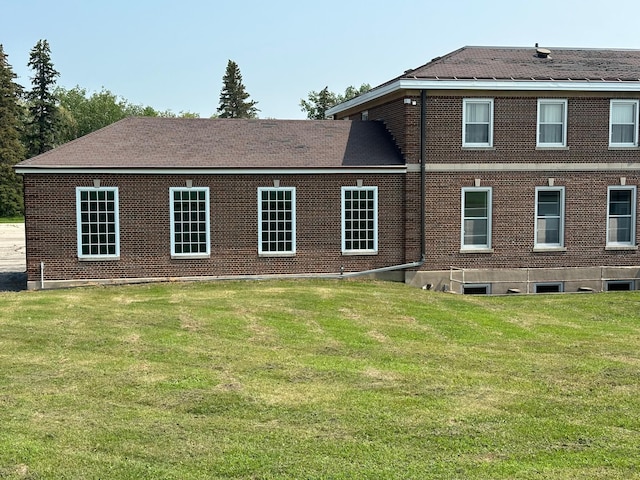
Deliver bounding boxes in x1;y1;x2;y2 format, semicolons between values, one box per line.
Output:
1;41;369;217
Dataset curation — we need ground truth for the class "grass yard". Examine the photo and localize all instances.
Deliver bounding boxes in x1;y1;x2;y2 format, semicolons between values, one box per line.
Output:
0;217;24;223
0;280;639;479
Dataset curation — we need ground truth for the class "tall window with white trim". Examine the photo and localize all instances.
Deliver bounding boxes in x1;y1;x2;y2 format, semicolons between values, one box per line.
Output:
607;186;636;246
537;99;567;147
462;99;493;147
342;186;378;254
258;187;296;255
170;187;210;257
76;187;120;259
610;100;639;147
535;187;565;248
461;187;492;250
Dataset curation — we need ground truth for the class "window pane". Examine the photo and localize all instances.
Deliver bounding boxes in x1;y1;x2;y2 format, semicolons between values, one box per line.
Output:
609;190;631;215
465;124;489;143
464;219;488;245
466;102;489;122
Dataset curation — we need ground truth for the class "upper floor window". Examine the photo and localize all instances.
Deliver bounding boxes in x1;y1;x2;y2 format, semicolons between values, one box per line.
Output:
258;187;296;255
76;186;120;259
610;100;639;147
537;99;567;147
463;99;493;147
170;187;210;258
535;187;565;248
607;186;636;247
342;186;378;254
461;187;492;250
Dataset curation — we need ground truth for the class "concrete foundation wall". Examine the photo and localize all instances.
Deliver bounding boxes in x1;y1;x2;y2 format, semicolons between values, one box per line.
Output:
406;266;640;294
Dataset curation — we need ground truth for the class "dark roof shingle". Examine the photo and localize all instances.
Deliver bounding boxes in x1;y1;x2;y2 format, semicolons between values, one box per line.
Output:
17;118;404;169
404;46;640;82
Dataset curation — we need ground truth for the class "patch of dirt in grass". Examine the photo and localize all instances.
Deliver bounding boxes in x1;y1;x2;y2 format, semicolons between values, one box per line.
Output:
366;330;388;343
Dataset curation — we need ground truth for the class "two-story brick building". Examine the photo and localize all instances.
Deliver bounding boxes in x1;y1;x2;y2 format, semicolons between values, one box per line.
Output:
15;45;640;292
328;45;640;293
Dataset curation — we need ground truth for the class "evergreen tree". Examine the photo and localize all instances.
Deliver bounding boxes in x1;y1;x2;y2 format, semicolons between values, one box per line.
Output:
0;45;25;216
216;60;259;118
24;39;59;157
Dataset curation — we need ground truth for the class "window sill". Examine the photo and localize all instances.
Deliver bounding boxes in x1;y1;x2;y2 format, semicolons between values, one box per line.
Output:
258;252;296;258
460;248;494;254
461;146;494;151
533;246;567;252
171;254;210;260
536;146;569;150
608;146;640;150
342;250;378;256
605;245;638;251
78;256;120;262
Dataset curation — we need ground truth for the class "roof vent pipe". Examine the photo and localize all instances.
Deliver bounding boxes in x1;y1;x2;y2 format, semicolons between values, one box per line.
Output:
536;47;551;59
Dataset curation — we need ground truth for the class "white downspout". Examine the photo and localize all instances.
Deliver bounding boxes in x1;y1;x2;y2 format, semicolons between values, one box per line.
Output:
40;261;45;290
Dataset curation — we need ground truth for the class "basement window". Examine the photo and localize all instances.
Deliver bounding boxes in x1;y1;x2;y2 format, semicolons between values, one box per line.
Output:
534;282;563;293
462;284;490;295
606;280;634;291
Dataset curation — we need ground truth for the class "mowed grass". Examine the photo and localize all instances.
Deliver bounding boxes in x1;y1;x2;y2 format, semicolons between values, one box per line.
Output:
0;280;639;479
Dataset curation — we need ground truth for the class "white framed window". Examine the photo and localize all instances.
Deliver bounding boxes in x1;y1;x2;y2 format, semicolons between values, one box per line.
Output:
609;100;639;147
607;186;636;247
537;99;567;147
170;187;210;258
535;187;565;248
342;186;378;254
258;187;296;255
462;99;493;147
461;187;492;250
76;187;120;259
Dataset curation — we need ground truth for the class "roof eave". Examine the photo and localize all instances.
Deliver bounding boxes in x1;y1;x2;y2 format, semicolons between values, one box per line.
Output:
326;78;640;117
14;166;408;175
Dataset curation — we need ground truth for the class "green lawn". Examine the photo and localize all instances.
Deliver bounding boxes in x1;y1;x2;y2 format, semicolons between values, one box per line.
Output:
0;216;24;223
1;280;639;479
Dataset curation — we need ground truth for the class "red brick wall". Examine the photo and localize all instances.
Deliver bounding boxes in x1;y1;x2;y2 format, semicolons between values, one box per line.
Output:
425;94;640;163
425;172;640;270
23;174;406;282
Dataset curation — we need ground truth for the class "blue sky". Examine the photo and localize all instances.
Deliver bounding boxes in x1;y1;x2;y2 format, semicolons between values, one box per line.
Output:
4;0;640;119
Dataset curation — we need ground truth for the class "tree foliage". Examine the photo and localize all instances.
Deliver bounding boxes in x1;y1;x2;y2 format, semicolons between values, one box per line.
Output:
0;44;25;216
300;84;371;119
56;86;200;144
217;60;259;119
24;39;59;157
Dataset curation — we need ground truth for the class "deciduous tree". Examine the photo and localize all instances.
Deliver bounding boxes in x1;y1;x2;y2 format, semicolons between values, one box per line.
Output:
300;84;371;119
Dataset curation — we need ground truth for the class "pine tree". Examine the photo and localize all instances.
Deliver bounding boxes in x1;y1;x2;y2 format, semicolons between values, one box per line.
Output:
216;60;259;119
25;39;59;157
0;44;26;217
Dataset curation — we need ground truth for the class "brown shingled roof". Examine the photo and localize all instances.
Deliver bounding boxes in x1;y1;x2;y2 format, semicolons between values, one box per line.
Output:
17;118;404;169
404;46;640;82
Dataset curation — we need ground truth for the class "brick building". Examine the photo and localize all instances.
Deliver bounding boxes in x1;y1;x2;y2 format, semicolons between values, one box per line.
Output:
15;45;640;292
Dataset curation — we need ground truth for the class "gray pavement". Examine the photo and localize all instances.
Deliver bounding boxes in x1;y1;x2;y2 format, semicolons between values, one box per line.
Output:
0;223;27;291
